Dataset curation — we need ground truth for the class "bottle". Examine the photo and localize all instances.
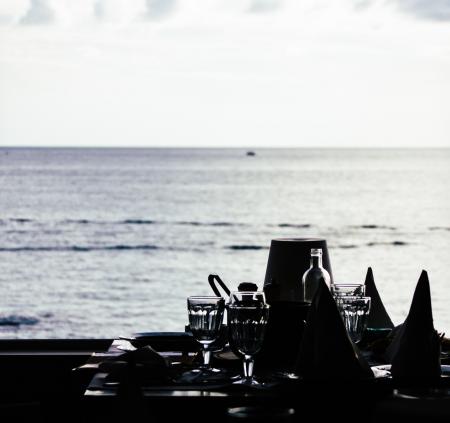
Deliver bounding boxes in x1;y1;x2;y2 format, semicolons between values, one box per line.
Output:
302;248;331;302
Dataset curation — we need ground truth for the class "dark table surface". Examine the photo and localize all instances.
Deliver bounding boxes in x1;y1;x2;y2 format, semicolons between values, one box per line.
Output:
79;338;450;422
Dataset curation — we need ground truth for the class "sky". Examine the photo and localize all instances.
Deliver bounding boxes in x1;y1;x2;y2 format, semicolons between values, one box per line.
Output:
0;0;450;148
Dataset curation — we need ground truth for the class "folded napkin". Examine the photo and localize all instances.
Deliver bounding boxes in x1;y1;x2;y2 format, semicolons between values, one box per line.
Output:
103;346;169;419
386;270;442;384
100;345;171;385
295;278;373;381
365;267;394;330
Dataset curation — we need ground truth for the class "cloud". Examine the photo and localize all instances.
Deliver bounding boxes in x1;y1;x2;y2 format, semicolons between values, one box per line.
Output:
0;14;14;24
19;0;54;25
144;0;176;20
93;0;105;20
91;0;147;24
248;0;282;13
396;0;450;21
353;0;374;11
6;0;450;28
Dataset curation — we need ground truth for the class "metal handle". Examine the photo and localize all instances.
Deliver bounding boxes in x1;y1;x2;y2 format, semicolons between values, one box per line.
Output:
208;274;231;299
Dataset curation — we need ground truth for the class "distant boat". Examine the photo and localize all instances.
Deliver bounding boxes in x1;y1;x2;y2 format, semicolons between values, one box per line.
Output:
246;151;256;156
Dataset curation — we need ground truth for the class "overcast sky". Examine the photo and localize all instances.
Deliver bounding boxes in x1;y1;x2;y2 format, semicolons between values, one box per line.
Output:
0;0;450;147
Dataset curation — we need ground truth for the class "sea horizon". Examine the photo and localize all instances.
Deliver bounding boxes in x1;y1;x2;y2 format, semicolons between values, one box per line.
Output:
2;146;449;150
1;147;449;338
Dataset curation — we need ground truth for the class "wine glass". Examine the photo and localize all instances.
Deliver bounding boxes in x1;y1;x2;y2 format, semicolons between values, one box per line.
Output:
330;283;366;297
187;296;225;373
228;299;270;386
229;291;266;306
335;296;371;343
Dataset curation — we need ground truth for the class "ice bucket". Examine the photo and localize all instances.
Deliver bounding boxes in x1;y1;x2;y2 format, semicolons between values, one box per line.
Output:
263;238;333;303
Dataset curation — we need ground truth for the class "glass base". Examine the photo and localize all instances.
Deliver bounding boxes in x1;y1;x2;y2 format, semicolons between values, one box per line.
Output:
232;377;262;387
192;366;223;374
178;367;228;384
272;371;300;380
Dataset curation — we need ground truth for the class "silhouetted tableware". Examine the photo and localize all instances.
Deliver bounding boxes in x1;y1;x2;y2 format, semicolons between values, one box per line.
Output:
335;296;371;343
228;302;270;386
331;283;365;297
263;238;333;303
187;296;225;373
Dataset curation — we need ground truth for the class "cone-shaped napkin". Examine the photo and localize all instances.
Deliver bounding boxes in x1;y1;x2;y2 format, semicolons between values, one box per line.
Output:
364;267;394;329
295;278;373;380
387;270;441;384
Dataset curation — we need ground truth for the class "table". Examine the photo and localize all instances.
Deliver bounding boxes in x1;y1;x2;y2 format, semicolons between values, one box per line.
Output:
81;340;287;421
78;337;450;422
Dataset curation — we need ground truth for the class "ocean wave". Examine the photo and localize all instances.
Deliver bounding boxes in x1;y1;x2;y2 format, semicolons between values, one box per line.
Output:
122;219;155;225
177;221;244;227
351;225;397;230
67;219;243;227
0;315;39;327
0;244;160;252
0;218;156;225
210;222;242;227
103;244;159;251
278;223;312;228
0;218;322;229
1;218;248;227
429;226;450;231
0;218;33;224
4;229;29;234
226;245;269;250
367;241;408;247
330;241;409;248
64;219;155;225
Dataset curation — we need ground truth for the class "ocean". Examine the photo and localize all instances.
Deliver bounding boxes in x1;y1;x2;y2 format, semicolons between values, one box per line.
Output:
0;148;449;339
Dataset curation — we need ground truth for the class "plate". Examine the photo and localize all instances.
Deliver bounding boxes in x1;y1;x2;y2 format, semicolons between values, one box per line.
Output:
373;364;450;376
394;387;450;400
122;332;199;351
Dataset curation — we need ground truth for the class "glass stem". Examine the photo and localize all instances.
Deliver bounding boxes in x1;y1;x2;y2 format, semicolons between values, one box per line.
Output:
243;355;254;380
202;348;211;368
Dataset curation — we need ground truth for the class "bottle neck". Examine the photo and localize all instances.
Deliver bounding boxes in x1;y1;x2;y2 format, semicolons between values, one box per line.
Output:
310;255;322;268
